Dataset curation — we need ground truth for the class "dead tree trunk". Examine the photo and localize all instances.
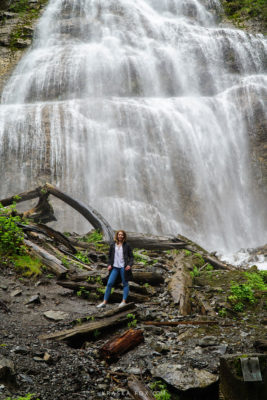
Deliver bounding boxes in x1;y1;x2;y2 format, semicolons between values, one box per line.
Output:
39;308;135;342
99;329;144;362
0;183;114;243
24;239;68;279
168;257;192;315
128;375;156;400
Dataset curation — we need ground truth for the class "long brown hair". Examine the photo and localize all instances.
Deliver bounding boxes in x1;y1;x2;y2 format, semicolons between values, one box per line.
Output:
114;230;127;244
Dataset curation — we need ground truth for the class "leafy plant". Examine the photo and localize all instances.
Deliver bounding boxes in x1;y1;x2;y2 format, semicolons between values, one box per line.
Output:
183;249;192;257
4;394;40;400
150;380;171;400
76;252;90;264
133;250;148;265
218;308;227;317
13;254;43;277
77;286;90;298
127;313;137;328
0;202;25;256
93;329;100;338
190;266;200;279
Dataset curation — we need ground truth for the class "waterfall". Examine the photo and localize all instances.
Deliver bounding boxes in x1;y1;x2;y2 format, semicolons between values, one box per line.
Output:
0;0;266;259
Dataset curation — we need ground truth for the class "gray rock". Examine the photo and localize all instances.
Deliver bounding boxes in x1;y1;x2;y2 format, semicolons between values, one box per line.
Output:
10;289;22;297
198;336;219;347
12;346;29;355
43;310;69;321
25;294;41;305
151;363;218;391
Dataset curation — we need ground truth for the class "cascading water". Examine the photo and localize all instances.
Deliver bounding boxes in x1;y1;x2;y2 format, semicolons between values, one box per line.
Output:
0;0;266;262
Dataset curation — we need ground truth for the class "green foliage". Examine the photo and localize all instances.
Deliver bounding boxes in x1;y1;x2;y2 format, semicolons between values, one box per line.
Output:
183;249;192;257
205;264;214;271
13;254;43;277
0;202;25;256
127;313;137;328
150;380;171;400
77;286;90;298
4;394;39;400
75;252;90;264
228;270;267;312
218;308;227;317
82;230;103;243
222;0;267;28
133;250;148;265
190;266;200;279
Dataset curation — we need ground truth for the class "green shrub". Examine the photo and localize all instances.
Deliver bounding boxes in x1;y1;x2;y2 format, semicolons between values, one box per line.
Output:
150;380;171;400
0;202;25;256
4;394;39;400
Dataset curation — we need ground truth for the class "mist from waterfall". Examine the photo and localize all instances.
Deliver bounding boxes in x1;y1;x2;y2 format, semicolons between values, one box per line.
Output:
0;0;266;259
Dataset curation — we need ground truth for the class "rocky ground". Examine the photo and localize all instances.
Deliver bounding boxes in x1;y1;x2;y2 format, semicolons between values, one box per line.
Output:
0;233;266;400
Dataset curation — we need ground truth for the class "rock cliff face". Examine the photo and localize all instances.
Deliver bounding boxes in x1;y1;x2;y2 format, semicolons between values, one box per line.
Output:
0;0;48;92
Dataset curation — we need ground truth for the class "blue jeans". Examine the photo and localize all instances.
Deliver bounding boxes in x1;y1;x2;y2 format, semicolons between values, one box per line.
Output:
104;267;129;301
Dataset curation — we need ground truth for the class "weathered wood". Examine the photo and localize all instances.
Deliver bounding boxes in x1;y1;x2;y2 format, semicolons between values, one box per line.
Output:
44;243;93;271
39;309;133;341
0;183;114;243
168;258;192;315
24;239;68;279
99;329;144;362
57;280;149;303
44;183;114;243
0;300;11;313
128;375;156;400
23;193;56;223
143;321;218;326
131;271;164;285
126;232;187;250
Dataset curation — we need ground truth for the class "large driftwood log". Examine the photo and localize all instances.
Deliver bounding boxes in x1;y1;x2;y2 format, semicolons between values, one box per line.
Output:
0;183;114;243
24;239;68;279
39;307;135;342
99;329;144;362
57;281;149;303
126;232;187;250
168;257;192;315
128;375;156;400
19;223;77;254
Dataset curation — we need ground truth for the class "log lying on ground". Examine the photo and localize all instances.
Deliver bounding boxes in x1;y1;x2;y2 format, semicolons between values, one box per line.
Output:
24;239;68;279
168;258;192;315
126;232;187;250
99;329;144;362
128;375;156;400
39;306;136;342
143;320;218;327
19;223;77;254
57;281;149;303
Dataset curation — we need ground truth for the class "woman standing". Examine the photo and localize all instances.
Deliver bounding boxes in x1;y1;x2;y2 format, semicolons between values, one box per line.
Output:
97;230;134;308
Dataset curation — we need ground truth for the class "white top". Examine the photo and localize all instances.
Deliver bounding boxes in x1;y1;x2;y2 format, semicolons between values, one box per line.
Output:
113;244;124;268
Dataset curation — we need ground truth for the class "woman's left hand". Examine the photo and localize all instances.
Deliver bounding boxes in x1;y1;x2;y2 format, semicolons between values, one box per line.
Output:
125;265;131;271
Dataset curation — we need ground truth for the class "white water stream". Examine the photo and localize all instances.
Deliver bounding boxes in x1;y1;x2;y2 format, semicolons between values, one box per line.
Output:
0;0;266;264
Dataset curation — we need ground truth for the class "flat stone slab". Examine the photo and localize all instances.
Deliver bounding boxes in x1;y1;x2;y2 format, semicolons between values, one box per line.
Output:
44;310;69;321
152;363;218;391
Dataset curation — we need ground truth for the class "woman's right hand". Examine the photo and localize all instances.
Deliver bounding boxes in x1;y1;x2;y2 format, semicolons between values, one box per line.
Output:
108;265;112;271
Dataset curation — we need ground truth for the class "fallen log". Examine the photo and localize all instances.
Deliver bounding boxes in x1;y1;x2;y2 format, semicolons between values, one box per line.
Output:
144;321;218;326
126;232;187;250
128;375;156;400
168;257;192;315
19;223;77;253
44;243;93;271
57;281;149;303
99;329;144;362
24;239;68;279
131;272;164;286
39;308;134;342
